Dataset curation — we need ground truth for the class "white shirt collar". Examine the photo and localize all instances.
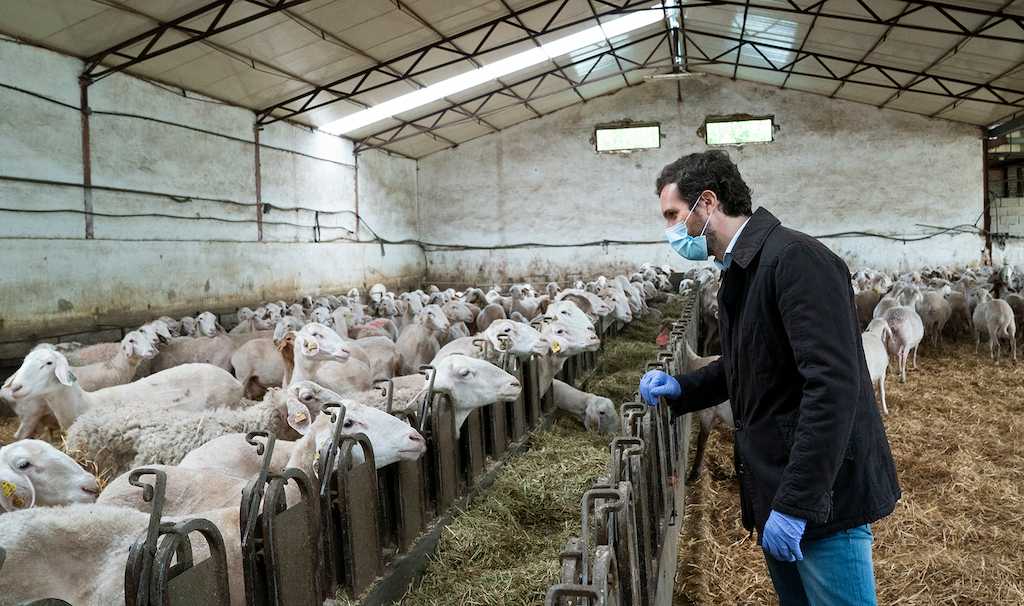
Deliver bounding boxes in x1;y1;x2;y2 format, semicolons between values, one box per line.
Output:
724;217;751;256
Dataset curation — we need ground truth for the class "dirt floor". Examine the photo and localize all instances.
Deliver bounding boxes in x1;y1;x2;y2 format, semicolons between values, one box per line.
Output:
674;341;1024;605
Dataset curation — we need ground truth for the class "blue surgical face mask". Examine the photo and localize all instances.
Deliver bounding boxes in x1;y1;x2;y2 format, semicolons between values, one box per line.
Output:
665;194;712;261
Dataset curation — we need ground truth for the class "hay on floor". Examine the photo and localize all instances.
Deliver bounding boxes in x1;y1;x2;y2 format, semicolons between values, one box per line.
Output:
399;300;682;605
675;341;1024;605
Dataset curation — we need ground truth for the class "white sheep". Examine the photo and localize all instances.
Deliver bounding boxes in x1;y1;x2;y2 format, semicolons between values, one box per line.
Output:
72;330;158;391
551;379;618;434
0;504;244;606
64;388;291;477
349;355;521;437
289;324;372;394
973;292;1017;363
915;290;952;346
862;319;892;414
396;305;450;374
5;348;243;432
882;306;924;383
433;319;550;364
0;440;99;511
99;390;426;514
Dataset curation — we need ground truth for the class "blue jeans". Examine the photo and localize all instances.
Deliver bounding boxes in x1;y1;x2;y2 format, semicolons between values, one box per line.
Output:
764;524;877;606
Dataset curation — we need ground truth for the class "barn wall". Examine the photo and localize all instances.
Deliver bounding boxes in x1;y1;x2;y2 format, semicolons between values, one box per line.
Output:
0;38;421;352
416;75;985;284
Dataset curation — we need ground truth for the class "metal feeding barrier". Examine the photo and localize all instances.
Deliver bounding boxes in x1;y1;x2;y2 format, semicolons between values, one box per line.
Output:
546;286;701;606
0;312;615;606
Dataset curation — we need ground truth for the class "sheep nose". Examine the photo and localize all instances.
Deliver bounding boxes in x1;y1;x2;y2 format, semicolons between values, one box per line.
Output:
408;432;424;443
510;380;521;388
10;383;23;395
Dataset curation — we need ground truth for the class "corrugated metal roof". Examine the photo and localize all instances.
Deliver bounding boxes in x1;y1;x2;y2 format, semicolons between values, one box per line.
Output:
2;0;1022;158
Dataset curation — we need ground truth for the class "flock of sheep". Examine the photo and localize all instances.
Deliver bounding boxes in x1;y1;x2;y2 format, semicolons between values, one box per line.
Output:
0;264;677;605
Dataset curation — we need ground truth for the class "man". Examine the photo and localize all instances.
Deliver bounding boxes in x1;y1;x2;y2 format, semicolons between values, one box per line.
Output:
640;150;900;605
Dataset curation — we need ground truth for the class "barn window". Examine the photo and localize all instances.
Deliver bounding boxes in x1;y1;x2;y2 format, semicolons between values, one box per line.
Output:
703;116;775;146
594;123;661;153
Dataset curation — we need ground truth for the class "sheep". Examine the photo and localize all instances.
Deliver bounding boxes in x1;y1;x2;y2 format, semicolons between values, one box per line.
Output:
288;324;372;395
0;504;245;606
434;319;550;364
551;379;618;434
179;315;197;336
854;288;881;329
64;388;294;477
396;305;450;374
944;291;971;339
5;348;244;432
681;342;733;482
157;316;181;337
0;440;99;511
862;319;892;414
973;293;1017;363
555;289;613;320
350;355;521;437
509;284;542;320
1006;293;1024;341
916;290;952;346
100;390;426;514
354;335;401;381
72;330;159;391
872;295;900;321
150;333;234;373
599;286;633;323
475;303;507;333
882;306;924;382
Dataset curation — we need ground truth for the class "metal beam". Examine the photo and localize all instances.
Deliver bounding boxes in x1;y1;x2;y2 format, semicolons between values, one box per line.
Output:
929;59;1024;119
255;0;658;125
83;0;313;81
681;28;1024;109
497;0;588;104
622;1;1024;45
732;0;749;80
877;0;1018;109
828;2;919;99
780;1;825;90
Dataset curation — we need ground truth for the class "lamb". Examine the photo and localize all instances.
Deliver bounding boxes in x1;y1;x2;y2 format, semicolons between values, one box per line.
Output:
0;503;245;606
681;342;733;482
100;390;426;514
72;330;159;391
862;319;892;414
550;379;618;434
882;305;924;382
4;348;244;432
972;293;1017;363
396;305;450;374
349;355;521;437
0;440;99;510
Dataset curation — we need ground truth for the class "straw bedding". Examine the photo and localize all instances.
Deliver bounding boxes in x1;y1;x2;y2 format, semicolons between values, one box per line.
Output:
675;341;1024;605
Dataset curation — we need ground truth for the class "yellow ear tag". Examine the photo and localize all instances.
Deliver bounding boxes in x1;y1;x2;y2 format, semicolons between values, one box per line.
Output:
293;411;308;423
550;340;562;354
1;480;16;497
303;340;317;354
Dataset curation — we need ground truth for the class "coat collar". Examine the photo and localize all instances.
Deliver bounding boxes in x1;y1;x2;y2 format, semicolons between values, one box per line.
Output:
730;207;781;270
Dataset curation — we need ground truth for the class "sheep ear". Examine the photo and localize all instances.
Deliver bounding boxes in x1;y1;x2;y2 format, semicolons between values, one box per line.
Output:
286;399;313;435
273;322;288;342
54;355;77;386
0;475;35;511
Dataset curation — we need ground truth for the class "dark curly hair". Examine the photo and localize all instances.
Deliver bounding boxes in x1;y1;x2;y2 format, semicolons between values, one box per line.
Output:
655;150;753;217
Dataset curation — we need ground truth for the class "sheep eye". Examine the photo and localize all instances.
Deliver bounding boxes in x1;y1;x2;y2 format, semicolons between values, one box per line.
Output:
15;461;30;470
45;361;53;366
343;419;354;428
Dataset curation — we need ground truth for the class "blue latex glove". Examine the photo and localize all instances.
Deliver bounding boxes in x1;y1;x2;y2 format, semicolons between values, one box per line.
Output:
761;510;807;562
639;370;681;406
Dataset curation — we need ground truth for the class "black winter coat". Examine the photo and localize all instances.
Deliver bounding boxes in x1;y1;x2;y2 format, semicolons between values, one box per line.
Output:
668;208;901;542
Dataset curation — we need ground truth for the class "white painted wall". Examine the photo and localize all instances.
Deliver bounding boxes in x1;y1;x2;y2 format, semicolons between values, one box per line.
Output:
0;37;421;352
416;76;985;285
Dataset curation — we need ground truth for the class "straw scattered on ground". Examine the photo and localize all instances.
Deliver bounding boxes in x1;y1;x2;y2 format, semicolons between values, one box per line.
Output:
675;341;1024;605
400;297;685;605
